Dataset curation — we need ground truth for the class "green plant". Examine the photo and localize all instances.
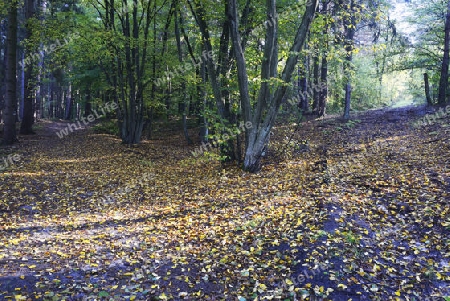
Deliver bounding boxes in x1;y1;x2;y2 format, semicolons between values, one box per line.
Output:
343;231;360;246
345;119;361;128
139;159;154;167
92;119;119;136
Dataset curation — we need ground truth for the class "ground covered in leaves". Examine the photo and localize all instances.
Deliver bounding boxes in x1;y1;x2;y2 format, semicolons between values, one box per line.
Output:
0;105;449;300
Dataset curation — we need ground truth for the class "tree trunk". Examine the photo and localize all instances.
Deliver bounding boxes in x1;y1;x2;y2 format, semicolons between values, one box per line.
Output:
318;54;328;117
174;6;192;145
0;20;6;124
343;82;352;119
199;59;209;143
424;73;433;105
229;0;318;172
298;63;309;112
84;89;92;118
343;0;356;120
317;0;329;117
116;0;149;144
188;1;238;160
438;0;450;104
20;0;36;134
187;1;227;122
2;0;18;145
64;84;72;120
312;55;320;114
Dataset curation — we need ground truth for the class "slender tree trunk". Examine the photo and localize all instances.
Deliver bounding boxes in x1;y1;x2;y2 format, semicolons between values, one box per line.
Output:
64;84;72;120
438;0;450;104
188;0;238;160
57;86;64;118
312;55;320;114
84;89;92;118
199;59;209;143
0;20;6;124
343;82;352;119
317;0;328;117
49;80;55;118
20;0;36;134
343;0;356;120
174;6;192;145
187;1;226;121
19;49;24;120
424;73;433;105
2;0;18;145
147;0;157;140
298;53;309;112
318;54;328;117
229;0;318;172
119;0;150;144
35;60;42;121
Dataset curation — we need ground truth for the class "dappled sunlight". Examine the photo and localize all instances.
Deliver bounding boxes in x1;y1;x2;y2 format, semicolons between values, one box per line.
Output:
2;0;450;298
1;108;449;299
43;155;121;165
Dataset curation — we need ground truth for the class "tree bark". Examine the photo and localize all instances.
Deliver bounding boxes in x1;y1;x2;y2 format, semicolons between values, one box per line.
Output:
343;0;356;120
20;0;36;134
188;1;240;160
318;54;328;117
312;55;320;114
229;0;319;172
298;62;309;112
438;0;450;104
174;6;192;145
118;0;153;144
65;85;72;120
424;73;433;105
2;0;18;145
317;0;329;117
0;20;6;124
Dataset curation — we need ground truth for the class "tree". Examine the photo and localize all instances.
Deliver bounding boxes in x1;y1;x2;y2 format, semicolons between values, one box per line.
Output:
438;0;450;104
342;0;357;120
2;0;18;145
401;0;448;104
187;0;248;162
317;0;330;117
20;0;36;134
229;0;319;172
90;0;163;144
174;3;192;145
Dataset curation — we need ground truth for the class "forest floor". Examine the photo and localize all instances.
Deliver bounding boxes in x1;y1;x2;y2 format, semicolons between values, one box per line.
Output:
0;105;449;301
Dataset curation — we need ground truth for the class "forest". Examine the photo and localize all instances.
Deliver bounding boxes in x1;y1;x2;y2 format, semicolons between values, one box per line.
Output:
0;0;449;300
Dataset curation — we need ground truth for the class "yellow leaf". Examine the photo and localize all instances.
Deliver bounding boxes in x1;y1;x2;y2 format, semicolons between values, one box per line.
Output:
130;295;136;301
395;290;401;296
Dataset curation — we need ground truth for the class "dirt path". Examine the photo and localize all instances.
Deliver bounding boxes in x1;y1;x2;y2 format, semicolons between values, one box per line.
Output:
0;106;449;300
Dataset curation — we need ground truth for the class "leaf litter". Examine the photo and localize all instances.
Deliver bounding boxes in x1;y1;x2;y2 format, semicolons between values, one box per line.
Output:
0;106;449;300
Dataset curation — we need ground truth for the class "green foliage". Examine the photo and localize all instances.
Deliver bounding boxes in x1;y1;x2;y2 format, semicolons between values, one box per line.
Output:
394;0;448;102
92;119;119;136
351;55;386;110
